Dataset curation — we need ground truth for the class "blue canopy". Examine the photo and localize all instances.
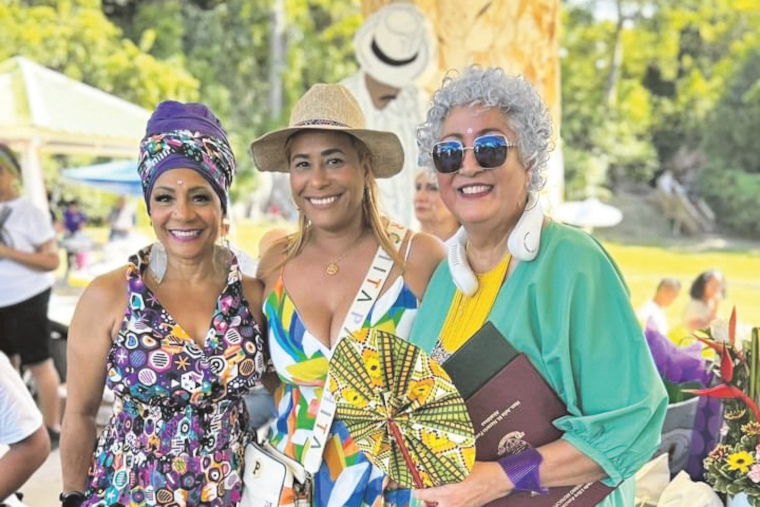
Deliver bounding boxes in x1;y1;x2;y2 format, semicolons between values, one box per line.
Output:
62;160;141;196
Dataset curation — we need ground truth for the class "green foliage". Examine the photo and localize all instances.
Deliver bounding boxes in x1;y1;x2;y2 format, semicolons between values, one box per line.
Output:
561;0;760;210
0;0;199;108
698;165;760;238
107;0;361;201
697;48;760;238
703;49;760;175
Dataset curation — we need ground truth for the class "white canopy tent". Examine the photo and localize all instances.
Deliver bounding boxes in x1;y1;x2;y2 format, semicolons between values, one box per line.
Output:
0;56;150;210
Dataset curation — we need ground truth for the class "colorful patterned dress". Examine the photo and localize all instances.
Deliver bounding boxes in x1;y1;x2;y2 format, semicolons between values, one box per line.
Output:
265;272;418;507
83;247;268;507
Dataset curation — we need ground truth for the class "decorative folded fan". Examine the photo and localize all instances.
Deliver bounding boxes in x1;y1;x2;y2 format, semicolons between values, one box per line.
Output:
328;328;476;489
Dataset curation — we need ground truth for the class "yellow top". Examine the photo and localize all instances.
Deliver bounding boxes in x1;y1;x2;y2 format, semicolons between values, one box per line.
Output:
438;252;512;353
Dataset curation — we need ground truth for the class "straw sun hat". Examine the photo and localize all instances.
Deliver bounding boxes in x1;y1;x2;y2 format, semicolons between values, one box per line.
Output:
249;83;404;178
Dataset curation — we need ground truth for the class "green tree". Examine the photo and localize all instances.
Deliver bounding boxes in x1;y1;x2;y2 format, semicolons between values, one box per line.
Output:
106;0;361;202
0;0;199;108
698;49;760;236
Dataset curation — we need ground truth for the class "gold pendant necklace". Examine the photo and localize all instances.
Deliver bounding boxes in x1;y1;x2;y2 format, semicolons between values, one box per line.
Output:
324;231;366;276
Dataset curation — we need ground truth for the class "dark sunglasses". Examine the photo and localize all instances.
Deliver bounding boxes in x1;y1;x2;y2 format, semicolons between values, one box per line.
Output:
431;134;516;174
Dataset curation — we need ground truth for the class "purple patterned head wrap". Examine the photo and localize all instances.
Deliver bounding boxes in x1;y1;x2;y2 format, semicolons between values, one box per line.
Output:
138;101;236;214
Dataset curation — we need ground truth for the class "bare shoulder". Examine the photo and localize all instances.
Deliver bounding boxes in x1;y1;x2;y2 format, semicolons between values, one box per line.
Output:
70;265;129;343
241;275;265;307
403;231;446;298
78;266;129;311
256;238;289;289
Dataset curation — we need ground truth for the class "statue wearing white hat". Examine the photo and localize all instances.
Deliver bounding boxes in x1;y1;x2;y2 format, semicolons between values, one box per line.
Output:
341;3;436;228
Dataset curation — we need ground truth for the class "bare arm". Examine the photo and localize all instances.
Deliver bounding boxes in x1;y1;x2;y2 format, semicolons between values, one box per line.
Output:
0;426;51;499
413;440;605;507
0;238;59;271
60;269;126;492
241;275;280;395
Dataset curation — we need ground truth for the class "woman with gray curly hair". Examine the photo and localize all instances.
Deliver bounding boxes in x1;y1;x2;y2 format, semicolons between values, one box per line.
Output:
407;66;667;507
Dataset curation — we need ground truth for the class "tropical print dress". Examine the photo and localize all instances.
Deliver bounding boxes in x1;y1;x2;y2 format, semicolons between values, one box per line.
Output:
265;271;418;507
83;247;268;507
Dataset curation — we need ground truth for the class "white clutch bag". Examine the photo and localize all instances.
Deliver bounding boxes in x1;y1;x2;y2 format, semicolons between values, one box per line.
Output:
241;439;311;507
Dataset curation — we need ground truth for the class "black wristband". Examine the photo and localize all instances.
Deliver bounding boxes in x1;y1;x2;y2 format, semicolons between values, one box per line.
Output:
59;491;86;507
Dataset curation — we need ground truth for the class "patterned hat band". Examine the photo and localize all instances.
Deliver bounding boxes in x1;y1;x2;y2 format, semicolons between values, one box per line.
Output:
294;119;349;127
138;130;236;211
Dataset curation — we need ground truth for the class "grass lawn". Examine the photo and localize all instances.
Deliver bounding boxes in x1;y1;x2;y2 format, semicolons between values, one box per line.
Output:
72;219;760;337
603;241;760;337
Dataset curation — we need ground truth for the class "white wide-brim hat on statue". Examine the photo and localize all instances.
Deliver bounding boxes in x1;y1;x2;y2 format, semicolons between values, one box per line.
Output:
250;83;404;178
354;3;435;89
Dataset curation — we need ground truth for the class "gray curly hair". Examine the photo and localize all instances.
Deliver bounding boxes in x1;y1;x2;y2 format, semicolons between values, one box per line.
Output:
417;66;553;191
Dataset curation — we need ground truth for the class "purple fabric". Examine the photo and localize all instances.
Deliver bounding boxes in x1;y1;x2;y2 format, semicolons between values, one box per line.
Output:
146;101;228;141
498;447;548;494
644;321;720;481
138;101;235;213
644;321;712;385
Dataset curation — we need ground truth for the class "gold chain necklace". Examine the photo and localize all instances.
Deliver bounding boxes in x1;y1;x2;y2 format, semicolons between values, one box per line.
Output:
325;231;366;276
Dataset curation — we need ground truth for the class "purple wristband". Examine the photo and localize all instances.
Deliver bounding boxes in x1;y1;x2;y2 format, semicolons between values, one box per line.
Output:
498;447;548;494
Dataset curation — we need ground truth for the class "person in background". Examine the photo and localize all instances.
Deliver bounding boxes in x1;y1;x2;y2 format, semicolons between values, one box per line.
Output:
413;169;460;243
0;143;62;449
60;199;89;273
0;351;51;505
341;2;436;227
409;66;667;507
250;83;446;507
637;277;681;336
682;269;726;333
59;101;270;507
62;200;86;236
106;195;135;241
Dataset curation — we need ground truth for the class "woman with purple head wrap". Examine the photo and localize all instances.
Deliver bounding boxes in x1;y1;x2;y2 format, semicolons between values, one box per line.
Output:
60;101;271;507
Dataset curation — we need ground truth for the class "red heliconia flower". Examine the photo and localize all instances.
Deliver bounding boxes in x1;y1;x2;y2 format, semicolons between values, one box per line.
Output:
721;344;734;383
686;384;760;422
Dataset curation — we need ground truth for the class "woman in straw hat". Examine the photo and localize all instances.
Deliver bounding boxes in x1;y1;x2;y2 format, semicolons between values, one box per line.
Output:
60;101;270;507
251;83;446;507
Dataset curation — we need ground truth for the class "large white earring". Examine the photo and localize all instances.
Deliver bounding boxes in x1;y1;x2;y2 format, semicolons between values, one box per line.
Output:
448;226;478;296
507;191;544;262
149;242;167;284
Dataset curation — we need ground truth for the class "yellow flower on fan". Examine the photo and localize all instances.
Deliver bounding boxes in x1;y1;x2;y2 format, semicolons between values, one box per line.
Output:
362;349;384;386
727;450;754;474
418;470;433;488
429;359;448;380
352;328;370;343
341;387;368;408
408;378;434;403
421;429;456;453
462;444;476;468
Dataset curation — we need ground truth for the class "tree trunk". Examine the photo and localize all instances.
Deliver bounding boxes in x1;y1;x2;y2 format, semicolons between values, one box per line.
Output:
604;0;625;109
360;0;563;201
360;0;561;127
269;0;286;121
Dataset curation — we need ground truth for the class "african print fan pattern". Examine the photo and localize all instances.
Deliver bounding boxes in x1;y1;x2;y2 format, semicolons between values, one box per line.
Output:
329;328;476;488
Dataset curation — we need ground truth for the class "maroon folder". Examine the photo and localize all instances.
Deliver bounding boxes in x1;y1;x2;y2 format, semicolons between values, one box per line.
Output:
443;323;615;506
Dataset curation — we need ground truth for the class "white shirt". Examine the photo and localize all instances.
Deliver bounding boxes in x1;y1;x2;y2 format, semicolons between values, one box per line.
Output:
0;197;56;307
341;72;426;228
0;352;43;445
637;299;670;336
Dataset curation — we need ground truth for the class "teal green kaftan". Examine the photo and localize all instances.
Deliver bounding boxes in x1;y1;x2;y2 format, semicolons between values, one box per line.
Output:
409;221;668;507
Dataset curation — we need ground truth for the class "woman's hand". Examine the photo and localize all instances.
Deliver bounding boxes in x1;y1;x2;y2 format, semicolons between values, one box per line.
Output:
412;461;512;507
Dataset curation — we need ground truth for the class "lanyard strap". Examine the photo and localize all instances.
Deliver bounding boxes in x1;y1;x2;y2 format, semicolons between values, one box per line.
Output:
302;222;407;474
